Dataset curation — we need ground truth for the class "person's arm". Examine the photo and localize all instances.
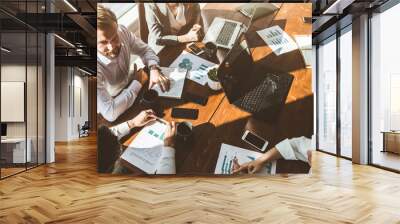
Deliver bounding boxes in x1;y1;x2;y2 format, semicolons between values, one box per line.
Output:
109;122;131;140
108;109;157;140
191;3;204;37
145;4;181;46
122;23;169;91
232;147;283;174
97;73;142;122
121;25;159;67
145;4;201;46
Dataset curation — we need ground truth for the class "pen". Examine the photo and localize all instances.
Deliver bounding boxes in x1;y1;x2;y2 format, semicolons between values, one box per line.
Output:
156;117;167;124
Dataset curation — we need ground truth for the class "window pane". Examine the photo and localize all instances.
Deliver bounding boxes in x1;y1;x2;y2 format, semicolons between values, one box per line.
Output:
27;31;38;169
38;32;45;165
340;28;352;158
1;31;28;177
318;36;337;154
371;3;400;171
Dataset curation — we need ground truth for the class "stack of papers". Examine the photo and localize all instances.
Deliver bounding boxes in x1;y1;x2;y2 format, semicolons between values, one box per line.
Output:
256;25;298;56
214;143;276;175
294;35;312;67
169;51;217;86
152;67;186;99
120;121;175;174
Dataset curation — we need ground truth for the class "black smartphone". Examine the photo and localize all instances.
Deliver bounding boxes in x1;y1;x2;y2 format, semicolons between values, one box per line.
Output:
185;93;208;106
171;108;199;120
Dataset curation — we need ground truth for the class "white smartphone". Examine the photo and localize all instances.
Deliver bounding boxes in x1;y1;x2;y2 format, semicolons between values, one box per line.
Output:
241;130;269;152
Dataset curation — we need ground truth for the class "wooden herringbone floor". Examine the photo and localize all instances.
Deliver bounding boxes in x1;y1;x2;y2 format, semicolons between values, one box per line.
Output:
1;135;400;224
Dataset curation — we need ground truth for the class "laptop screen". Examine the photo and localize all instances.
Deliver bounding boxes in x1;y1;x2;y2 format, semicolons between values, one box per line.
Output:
217;6;256;103
217;5;294;119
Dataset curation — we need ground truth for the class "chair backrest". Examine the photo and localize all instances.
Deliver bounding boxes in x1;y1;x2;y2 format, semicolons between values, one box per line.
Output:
138;3;149;43
97;125;121;173
81;121;90;130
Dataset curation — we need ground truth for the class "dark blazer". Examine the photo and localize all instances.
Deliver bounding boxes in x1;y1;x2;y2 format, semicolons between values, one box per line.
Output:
144;3;203;51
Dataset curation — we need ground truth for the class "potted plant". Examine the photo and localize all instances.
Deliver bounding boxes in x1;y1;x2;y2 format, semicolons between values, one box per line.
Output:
207;66;222;91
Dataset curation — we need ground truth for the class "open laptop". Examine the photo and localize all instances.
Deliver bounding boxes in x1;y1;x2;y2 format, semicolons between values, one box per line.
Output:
237;3;279;20
202;4;278;49
202;17;245;49
217;22;293;122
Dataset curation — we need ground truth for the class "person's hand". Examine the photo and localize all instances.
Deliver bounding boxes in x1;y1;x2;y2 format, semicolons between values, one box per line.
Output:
192;24;202;32
185;24;202;42
149;69;170;92
134;67;148;87
232;157;265;174
164;121;176;147
127;109;156;128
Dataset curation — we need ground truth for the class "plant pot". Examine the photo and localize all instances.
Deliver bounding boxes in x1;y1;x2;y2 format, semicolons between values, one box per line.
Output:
207;66;222;91
207;78;222;91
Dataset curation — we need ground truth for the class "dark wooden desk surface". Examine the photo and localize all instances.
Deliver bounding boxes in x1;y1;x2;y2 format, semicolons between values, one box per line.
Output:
98;3;312;175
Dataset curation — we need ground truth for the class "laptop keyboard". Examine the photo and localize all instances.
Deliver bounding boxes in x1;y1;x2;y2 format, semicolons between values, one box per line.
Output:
216;21;237;46
235;74;293;114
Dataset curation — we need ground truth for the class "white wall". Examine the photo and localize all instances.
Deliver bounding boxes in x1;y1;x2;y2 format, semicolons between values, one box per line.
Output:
54;67;89;141
55;66;69;141
1;65;26;141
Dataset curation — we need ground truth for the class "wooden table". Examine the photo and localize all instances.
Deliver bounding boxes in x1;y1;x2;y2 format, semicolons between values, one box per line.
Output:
98;3;313;175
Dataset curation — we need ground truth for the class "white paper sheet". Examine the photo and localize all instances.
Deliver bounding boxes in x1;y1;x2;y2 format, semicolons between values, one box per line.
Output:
120;121;168;174
256;25;298;56
294;35;312;67
169;51;217;86
152;67;186;99
214;143;276;175
294;35;312;50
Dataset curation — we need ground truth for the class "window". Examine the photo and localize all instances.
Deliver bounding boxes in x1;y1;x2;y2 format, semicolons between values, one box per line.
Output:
317;35;337;154
0;1;47;179
339;26;352;158
370;2;400;171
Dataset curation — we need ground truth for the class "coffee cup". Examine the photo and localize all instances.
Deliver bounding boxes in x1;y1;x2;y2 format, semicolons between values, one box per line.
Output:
140;89;160;114
204;42;217;59
176;121;193;145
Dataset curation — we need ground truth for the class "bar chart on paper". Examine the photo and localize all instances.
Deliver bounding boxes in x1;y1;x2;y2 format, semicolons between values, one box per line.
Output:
256;25;298;56
219;153;257;174
215;143;276;175
120;121;167;174
147;128;165;141
170;51;217;86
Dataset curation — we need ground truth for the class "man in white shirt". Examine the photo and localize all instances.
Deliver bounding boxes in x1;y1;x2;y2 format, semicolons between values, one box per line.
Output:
97;109;177;174
97;5;170;122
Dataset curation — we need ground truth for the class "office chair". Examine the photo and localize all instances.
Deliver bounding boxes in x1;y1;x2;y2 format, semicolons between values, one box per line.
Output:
79;121;90;138
138;3;149;43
